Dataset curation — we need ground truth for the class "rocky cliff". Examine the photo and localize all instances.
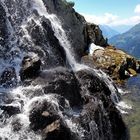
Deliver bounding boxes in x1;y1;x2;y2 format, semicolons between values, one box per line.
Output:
0;0;129;140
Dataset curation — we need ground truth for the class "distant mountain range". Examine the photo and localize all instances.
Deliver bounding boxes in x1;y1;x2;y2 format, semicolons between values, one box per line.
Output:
99;24;133;39
109;23;140;59
99;25;119;39
111;25;132;33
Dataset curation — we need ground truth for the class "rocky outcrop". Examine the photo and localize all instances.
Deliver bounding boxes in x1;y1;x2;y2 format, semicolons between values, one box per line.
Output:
82;46;139;83
44;0;86;59
84;23;108;49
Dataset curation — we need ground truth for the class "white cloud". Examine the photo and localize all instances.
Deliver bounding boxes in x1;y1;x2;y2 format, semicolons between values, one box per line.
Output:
81;4;140;26
82;13;119;25
109;16;140;26
134;4;140;14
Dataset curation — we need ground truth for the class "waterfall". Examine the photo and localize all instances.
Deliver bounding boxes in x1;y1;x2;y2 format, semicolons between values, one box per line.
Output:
32;0;79;70
0;0;127;140
31;0;120;105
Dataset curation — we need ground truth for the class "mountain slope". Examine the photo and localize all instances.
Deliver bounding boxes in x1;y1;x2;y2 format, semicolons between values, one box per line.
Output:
99;25;119;38
109;23;140;58
111;25;132;33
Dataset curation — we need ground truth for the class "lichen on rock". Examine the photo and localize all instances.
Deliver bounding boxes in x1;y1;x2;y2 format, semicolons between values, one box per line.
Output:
82;45;140;84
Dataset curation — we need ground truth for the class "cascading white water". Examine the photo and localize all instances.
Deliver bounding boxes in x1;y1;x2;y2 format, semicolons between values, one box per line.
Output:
0;0;24;82
32;0;79;70
0;86;42;140
31;0;120;105
0;85;85;139
0;0;126;139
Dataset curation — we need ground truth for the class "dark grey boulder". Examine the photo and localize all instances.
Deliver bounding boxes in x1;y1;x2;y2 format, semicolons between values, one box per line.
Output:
20;55;41;81
0;104;20;116
33;67;83;107
84;23;108;48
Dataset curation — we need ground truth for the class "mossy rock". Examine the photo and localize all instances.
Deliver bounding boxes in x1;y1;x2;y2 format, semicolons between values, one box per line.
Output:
128;68;137;76
82;46;140;84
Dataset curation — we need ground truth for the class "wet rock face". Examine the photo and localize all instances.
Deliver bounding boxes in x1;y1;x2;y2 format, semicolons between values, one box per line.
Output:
45;0;109;59
33;67;83;107
0;105;20;117
0;0;67;70
75;69;112;107
27;17;66;68
76;70;111;96
20;56;41;81
0;0;108;68
29;96;79;140
0;69;129;139
29;68;128;140
44;0;87;59
75;70;128;140
29;99;60;131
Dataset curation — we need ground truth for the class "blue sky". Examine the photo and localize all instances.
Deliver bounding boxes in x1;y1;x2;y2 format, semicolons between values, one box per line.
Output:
71;0;140;27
